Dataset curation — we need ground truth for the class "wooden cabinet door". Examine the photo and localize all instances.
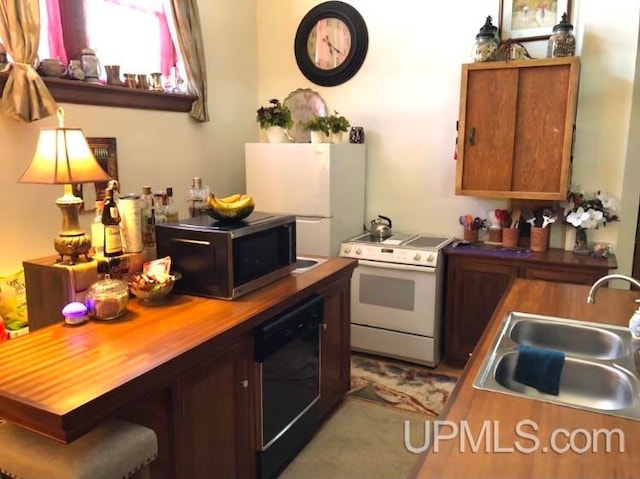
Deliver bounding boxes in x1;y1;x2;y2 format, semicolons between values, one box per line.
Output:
318;277;351;418
174;337;255;479
458;67;518;193
445;257;518;365
456;58;580;200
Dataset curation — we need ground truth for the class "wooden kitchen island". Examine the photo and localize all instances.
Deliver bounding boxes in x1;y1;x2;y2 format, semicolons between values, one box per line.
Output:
0;257;357;479
411;277;640;479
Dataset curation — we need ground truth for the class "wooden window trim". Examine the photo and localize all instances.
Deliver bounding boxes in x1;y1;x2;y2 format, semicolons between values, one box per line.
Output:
0;72;197;113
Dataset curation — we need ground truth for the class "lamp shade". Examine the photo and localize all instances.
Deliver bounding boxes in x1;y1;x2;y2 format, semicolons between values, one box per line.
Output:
18;127;110;185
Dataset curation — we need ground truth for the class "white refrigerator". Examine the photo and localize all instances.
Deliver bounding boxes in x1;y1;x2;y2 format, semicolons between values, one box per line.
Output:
245;143;366;256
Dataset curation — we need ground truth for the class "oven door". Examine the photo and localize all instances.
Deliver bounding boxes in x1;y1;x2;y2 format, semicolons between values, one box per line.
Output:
351;259;440;336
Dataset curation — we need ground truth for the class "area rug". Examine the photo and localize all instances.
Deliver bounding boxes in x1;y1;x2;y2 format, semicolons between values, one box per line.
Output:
348;354;457;417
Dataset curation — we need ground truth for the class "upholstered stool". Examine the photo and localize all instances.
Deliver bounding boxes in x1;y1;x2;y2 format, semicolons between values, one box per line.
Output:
0;419;157;479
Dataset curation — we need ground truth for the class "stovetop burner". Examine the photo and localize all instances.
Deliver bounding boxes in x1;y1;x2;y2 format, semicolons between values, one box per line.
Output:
341;232;455;268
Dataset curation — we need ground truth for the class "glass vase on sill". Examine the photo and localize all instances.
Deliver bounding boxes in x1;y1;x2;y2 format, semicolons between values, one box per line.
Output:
573;227;590;255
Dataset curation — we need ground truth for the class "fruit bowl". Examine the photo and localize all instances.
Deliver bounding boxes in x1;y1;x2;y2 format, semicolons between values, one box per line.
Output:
126;272;182;304
205;204;254;222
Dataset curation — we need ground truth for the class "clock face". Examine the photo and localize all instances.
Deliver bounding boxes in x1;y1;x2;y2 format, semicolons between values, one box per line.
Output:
294;1;368;87
306;18;352;70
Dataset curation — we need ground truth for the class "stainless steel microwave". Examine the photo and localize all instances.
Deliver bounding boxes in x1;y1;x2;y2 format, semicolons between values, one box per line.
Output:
155;212;296;300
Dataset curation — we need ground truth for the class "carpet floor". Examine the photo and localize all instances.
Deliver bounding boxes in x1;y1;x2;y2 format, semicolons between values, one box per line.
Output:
278;398;428;479
278;355;458;479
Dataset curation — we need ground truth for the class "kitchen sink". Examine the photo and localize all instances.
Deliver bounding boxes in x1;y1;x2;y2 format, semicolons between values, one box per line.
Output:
474;312;640;421
509;317;628;360
291;257;328;274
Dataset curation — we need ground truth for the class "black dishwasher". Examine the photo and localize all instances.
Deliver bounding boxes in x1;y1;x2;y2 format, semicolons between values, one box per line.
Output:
255;294;323;479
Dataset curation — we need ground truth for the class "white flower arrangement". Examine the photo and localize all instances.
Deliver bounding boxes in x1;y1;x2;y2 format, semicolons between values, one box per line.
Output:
561;190;619;230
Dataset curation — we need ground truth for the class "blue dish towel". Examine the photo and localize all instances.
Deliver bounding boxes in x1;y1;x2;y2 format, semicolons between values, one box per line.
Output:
513;344;565;395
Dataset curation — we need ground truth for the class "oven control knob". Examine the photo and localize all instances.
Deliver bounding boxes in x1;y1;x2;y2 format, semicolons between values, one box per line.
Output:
413;253;421;261
344;245;352;254
427;253;435;262
355;247;362;255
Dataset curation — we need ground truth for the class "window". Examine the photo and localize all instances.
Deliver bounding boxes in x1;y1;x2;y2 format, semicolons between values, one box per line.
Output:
38;0;183;89
0;0;204;118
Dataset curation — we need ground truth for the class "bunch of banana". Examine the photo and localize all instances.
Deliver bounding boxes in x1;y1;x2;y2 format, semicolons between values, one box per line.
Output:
207;193;255;220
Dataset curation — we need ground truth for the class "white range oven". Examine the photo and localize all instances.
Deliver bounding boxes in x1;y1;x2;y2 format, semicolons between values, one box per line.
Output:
340;232;454;367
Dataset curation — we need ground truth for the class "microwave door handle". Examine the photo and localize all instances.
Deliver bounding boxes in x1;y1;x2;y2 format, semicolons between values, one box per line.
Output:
170;238;211;246
357;259;436;273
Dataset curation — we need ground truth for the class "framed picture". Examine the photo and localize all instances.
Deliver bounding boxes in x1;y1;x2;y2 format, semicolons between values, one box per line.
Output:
73;137;118;210
499;0;571;42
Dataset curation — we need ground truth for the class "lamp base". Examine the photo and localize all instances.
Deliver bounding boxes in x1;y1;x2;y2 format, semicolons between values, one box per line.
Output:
54;233;92;265
54;184;93;265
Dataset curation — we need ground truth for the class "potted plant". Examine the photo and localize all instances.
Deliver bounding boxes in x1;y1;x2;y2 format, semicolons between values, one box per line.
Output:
327;110;350;143
304;115;330;143
256;98;293;142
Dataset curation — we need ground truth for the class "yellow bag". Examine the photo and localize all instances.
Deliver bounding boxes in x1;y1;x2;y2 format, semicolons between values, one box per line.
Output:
0;269;28;330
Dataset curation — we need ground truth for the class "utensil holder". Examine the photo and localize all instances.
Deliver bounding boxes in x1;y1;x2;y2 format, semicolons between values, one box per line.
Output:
502;227;519;249
463;229;479;242
530;226;550;252
488;227;503;243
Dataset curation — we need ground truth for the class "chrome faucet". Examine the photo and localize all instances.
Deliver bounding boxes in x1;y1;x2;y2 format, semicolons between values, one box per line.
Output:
587;274;640;303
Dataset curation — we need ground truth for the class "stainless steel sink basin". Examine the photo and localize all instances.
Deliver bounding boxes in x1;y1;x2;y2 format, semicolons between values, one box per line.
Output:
509;317;628;360
474;312;640;421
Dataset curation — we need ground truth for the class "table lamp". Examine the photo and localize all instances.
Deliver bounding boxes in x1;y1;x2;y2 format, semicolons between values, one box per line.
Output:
18;107;111;264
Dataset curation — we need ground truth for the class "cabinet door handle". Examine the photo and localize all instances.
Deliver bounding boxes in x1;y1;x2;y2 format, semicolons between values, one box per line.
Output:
321;322;327;330
469;127;476;146
240;379;248;388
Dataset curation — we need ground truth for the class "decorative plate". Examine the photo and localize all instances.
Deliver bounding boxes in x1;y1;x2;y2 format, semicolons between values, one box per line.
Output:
283;88;329;143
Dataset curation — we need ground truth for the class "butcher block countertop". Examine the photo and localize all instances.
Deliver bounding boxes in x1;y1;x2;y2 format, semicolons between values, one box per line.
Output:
411;278;640;479
0;256;357;443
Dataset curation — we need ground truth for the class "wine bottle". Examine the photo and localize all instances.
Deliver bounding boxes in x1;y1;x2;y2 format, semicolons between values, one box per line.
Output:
102;184;123;257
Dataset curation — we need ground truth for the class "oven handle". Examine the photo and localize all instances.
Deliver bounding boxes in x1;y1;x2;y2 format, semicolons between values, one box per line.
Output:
357;259;437;273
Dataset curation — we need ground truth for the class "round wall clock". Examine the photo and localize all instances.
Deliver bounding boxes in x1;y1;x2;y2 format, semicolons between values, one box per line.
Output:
294;1;368;87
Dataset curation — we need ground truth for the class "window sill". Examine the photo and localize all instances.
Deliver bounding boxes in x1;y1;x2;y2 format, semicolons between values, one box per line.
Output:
0;72;197;113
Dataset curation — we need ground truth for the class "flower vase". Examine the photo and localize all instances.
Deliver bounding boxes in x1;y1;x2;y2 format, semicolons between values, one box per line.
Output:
265;126;287;143
330;131;344;144
573;228;590;255
310;130;329;144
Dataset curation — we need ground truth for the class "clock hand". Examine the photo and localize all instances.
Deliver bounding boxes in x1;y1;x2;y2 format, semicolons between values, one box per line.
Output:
322;36;343;56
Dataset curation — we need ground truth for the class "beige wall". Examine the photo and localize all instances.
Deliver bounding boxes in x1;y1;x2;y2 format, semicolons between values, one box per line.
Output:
256;0;640;276
2;0;639;279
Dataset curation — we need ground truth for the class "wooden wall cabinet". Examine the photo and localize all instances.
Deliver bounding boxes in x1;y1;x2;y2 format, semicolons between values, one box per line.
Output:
444;248;616;365
455;57;581;200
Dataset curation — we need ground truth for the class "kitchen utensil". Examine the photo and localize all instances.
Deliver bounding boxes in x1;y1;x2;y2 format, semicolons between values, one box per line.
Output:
488;210;499;228
511;208;521;229
466;214;473;229
522;209;536;226
472;217;484;230
459;216;468;228
368;215;392;239
541;209;558;228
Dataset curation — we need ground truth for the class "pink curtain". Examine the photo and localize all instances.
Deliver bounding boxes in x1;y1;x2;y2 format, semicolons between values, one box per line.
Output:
102;0;174;76
45;0;68;64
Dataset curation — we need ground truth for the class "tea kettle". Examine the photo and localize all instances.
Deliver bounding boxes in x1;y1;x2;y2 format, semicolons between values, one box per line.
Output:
368;215;392;239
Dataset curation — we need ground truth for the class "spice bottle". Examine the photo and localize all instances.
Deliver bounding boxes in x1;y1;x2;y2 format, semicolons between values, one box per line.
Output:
165;187;179;222
472;16;499;63
547;13;575;58
186;177;210;217
141;186;156;250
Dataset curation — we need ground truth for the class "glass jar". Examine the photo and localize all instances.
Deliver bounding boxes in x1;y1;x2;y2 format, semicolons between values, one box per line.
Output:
85;270;129;320
547;13;575;58
472;16;499;63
